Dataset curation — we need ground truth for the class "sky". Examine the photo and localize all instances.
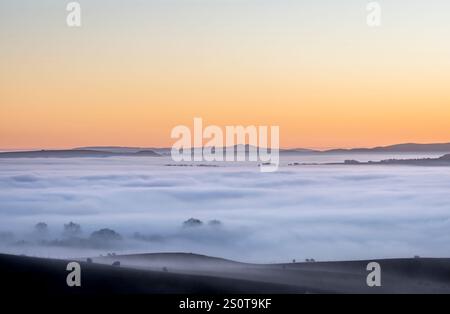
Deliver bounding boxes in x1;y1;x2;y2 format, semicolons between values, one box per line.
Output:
1;0;450;150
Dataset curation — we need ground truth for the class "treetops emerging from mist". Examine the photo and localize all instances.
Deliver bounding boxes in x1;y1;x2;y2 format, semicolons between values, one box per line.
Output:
4;218;223;249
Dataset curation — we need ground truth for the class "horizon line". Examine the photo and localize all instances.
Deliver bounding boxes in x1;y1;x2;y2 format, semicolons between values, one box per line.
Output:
2;141;450;153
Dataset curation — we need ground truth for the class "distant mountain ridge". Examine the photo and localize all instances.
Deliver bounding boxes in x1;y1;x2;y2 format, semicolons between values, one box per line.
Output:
77;142;450;154
77;143;450;154
1;142;450;158
0;149;161;158
322;143;450;154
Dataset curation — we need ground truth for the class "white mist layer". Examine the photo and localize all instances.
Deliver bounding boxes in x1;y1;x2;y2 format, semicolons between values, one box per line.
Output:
1;155;450;263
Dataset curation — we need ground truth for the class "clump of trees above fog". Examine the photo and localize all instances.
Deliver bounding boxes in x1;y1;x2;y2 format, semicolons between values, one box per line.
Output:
5;222;124;249
63;221;81;237
34;222;48;236
183;218;222;228
90;228;122;242
0;218;225;249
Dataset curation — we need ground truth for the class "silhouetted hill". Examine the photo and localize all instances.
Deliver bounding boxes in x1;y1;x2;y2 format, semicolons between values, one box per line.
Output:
75;142;450;155
0;253;307;295
3;143;450;158
2;252;450;294
324;143;450;154
0;149;161;158
439;154;450;160
74;146;169;154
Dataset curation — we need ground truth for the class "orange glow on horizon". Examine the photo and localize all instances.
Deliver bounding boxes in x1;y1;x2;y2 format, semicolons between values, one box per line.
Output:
1;1;450;150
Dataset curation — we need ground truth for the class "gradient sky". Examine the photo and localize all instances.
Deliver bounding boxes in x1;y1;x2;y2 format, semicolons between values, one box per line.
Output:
1;0;450;149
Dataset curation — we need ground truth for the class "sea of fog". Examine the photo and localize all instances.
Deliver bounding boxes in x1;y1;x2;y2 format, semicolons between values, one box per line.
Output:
1;153;450;263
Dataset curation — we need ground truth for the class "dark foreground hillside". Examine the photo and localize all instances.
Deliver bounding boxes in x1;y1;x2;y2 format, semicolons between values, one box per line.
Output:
0;253;305;295
1;253;450;295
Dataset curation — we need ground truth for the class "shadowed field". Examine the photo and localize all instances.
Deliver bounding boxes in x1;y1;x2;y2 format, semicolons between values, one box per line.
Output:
2;253;450;294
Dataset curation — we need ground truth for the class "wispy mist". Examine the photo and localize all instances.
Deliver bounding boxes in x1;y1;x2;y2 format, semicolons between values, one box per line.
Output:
1;157;450;263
